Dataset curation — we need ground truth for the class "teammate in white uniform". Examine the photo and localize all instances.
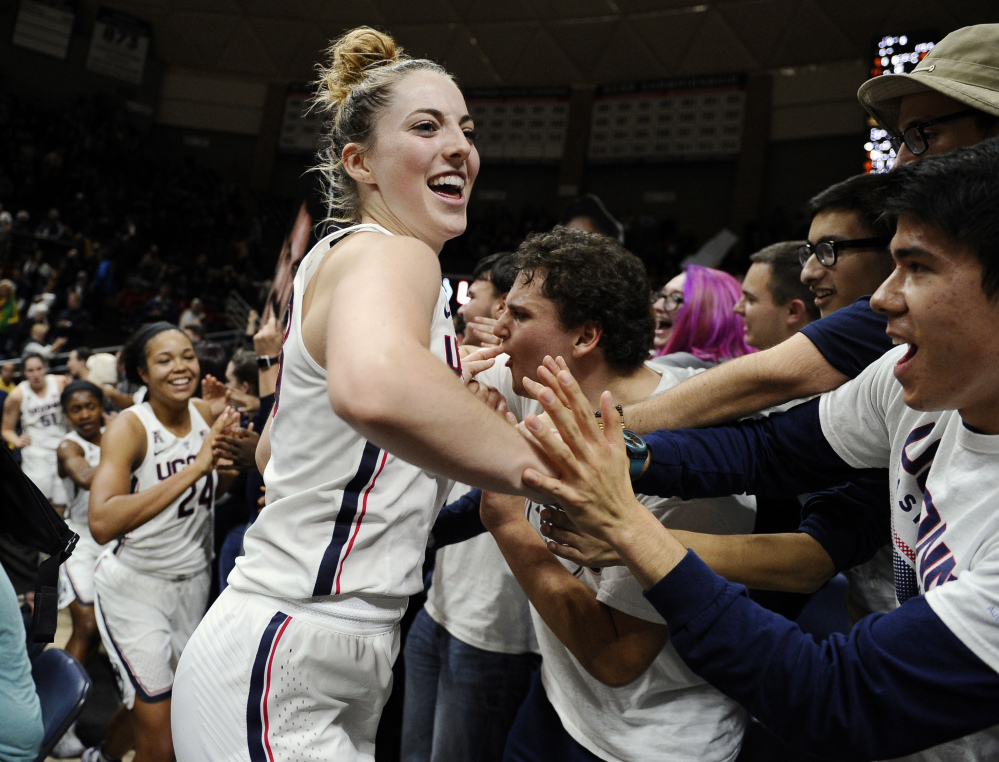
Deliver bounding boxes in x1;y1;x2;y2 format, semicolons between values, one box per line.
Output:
56;380;107;667
1;353;69;503
85;323;236;762
172;26;551;762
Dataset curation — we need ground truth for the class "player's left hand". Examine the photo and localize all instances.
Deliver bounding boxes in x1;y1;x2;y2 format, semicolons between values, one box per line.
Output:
198;406;240;476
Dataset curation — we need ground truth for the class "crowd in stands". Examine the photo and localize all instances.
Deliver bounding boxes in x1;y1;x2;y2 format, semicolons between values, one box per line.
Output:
0;92;293;360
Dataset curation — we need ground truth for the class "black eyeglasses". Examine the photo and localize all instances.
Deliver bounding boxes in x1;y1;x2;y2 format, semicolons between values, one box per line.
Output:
797;238;892;267
888;109;979;156
650;291;684;311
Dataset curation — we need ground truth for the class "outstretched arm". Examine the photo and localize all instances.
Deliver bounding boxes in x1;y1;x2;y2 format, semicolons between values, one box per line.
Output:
644;554;999;760
521;366;999;760
624;333;847;433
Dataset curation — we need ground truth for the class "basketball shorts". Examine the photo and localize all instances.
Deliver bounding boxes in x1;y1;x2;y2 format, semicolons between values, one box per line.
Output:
58;521;106;608
21;445;66;504
93;552;209;709
172;586;402;762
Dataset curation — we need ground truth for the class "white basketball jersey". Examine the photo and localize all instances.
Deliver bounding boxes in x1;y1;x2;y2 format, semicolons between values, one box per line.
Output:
19;375;66;450
61;429;102;527
110;401;215;579
229;224;458;603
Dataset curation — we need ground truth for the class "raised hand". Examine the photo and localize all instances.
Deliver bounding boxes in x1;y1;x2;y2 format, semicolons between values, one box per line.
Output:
201;374;230;418
468;316;501;346
196;406;240;475
213;423;261;473
253;312;283;359
519;356;640;543
460;344;503;385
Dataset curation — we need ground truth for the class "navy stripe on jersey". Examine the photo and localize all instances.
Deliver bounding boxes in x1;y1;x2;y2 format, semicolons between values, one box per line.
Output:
247;611;291;762
312;441;382;596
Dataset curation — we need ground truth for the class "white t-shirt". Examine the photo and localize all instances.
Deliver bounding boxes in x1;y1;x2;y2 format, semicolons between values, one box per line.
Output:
820;345;999;761
525;364;753;762
424;481;538;655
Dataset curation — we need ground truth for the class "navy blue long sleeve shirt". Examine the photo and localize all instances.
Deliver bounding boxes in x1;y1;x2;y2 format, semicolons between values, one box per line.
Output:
632;400;999;759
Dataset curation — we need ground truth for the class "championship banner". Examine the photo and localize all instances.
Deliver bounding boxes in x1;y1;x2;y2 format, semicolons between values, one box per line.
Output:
465;87;570;163
85;6;151;85
12;0;76;60
589;74;746;162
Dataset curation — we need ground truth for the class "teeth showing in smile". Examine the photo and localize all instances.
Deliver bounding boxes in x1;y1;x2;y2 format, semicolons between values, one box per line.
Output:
813;289;834;299
429;175;465;194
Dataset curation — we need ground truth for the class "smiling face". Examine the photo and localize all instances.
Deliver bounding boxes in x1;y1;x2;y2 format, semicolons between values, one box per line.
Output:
349;70;480;253
734;262;788;350
652;273;685;349
494;273;581;396
138;330;199;407
872;215;999;431
64;390;102;442
801;208;895;317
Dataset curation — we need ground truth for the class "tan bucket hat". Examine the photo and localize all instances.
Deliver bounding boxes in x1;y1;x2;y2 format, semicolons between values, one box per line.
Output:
857;24;999;134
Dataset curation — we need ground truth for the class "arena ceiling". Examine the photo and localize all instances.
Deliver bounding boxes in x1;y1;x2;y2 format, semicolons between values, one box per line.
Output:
79;0;998;87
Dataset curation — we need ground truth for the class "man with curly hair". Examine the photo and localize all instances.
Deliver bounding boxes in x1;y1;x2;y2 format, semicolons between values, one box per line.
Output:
478;226;754;762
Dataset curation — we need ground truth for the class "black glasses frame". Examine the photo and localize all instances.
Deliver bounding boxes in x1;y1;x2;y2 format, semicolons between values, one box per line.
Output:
888;109;979;156
797;238;892;268
650;291;684;311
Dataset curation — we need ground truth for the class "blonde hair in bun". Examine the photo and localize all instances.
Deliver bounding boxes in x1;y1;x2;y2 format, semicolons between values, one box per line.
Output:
313;26;454;223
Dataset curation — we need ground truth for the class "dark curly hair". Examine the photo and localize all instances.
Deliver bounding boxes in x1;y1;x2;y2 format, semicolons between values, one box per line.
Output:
510;226;653;372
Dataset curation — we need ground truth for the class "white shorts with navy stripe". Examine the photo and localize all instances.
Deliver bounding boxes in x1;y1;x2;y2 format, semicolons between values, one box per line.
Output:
172;586;401;762
93;552;209;709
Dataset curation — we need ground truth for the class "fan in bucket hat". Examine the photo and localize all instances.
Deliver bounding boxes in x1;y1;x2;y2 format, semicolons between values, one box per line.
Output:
858;24;999;134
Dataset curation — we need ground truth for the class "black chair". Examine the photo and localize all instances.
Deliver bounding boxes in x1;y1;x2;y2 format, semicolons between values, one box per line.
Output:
31;647;92;762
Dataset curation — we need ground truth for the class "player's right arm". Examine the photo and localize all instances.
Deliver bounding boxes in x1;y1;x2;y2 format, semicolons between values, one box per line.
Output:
1;387;28;448
89;408;237;544
623;333;847;434
57;439;96;488
316;233;553;500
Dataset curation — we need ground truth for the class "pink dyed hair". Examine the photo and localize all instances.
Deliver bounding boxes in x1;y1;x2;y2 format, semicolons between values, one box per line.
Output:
654;264;755;363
